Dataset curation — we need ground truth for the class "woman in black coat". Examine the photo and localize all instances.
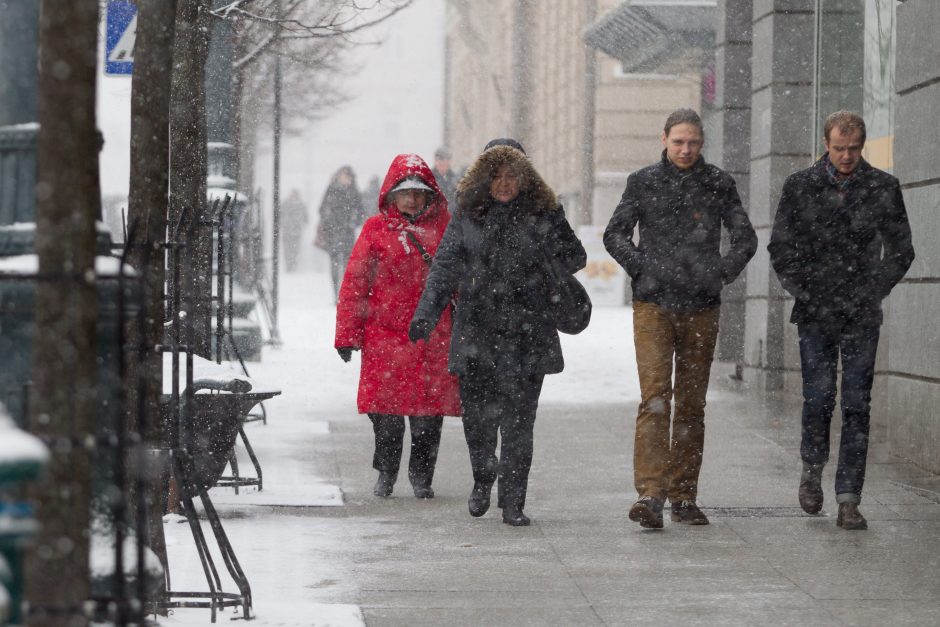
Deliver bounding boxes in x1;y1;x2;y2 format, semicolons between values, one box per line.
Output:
409;139;587;526
315;165;366;298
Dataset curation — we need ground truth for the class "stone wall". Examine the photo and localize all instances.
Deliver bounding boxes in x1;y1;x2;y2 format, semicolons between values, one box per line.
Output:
877;0;940;472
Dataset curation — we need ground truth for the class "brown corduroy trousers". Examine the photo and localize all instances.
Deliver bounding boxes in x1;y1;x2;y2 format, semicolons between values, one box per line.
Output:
632;300;720;503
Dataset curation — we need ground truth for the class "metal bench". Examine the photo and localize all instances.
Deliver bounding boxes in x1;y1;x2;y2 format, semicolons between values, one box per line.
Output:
158;352;280;621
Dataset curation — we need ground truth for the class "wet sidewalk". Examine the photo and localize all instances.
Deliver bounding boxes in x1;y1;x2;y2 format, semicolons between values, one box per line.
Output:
199;272;940;627
307;352;940;627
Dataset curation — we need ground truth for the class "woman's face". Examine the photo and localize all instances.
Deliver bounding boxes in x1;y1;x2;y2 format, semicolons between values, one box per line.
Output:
489;164;521;204
392;189;428;216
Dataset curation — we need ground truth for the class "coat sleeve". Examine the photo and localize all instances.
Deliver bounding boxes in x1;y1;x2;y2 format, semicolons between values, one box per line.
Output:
768;176;809;301
548;205;587;274
874;180;915;299
718;175;758;284
603;174;643;277
412;216;465;326
334;222;374;348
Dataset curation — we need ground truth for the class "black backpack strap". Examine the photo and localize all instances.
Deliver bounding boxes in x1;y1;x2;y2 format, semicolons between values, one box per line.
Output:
405;230;433;265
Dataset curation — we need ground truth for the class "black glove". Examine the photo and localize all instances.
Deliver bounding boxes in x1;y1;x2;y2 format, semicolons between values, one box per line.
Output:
408;318;433;342
336;347;357;362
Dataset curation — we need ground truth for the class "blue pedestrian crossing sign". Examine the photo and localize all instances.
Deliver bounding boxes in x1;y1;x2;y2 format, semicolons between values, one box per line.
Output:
105;1;137;75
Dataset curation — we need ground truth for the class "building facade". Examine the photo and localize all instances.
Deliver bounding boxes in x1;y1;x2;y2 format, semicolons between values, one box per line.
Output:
443;0;709;226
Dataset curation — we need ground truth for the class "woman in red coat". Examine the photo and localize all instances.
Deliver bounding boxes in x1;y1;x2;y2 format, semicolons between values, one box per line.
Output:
334;154;461;499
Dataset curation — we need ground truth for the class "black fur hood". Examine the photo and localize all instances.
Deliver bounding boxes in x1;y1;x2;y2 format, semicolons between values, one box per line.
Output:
455;145;557;218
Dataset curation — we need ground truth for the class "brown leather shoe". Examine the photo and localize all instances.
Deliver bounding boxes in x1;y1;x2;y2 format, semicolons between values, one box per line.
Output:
799;464;824;514
629;496;664;529
670;500;710;525
837;502;867;530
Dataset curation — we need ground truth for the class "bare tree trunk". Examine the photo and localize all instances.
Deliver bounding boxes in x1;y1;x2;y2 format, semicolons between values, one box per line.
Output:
126;0;179;608
170;0;212;358
26;1;99;625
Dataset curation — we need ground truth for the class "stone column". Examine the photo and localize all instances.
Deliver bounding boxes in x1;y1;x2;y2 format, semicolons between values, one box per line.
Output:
882;0;940;472
712;0;753;373
743;0;816;390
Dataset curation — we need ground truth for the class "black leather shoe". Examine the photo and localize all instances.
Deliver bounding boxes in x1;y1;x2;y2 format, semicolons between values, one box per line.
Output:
629;496;664;529
373;471;395;497
799;464;824;514
502;507;530;526
837;502;867;530
468;481;492;517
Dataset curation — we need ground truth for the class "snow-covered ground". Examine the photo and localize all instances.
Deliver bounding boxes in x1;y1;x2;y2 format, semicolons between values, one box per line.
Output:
154;261;641;625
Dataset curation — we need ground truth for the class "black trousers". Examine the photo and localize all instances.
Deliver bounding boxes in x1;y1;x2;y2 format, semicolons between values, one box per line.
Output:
368;414;443;486
797;321;880;499
459;366;544;510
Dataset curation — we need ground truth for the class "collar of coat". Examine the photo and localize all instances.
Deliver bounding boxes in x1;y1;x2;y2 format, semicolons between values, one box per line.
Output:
811;153;873;188
658;149;709;178
454;145;557;218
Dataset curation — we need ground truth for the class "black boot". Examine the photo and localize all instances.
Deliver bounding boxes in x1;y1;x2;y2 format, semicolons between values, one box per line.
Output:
411;477;434;499
468;481;493;517
799;462;824;514
373;471;396;497
502;503;530;526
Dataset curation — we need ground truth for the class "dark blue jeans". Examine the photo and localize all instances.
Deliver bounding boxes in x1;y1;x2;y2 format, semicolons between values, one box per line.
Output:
797;322;880;500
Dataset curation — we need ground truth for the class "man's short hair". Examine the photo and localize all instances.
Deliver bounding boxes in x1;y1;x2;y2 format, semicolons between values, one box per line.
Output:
434;146;452;160
824;111;866;143
664;108;704;137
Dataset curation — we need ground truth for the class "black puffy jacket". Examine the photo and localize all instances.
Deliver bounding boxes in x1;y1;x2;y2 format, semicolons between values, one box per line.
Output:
768;156;914;327
411;146;586;376
604;152;757;312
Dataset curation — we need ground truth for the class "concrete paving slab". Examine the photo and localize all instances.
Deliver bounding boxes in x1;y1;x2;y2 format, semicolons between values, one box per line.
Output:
593;598;843;627
820;599;940;627
361;607;604;627
357;590;590;610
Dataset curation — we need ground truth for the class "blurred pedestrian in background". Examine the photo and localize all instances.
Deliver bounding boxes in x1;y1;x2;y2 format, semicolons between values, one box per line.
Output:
315;165;366;298
335;154;460;499
410;139;586;526
432;146;458;212
362;174;382;220
281;189;308;272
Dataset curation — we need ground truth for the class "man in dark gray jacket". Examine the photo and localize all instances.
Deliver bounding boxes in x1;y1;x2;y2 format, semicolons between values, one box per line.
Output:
769;111;914;530
604;108;757;529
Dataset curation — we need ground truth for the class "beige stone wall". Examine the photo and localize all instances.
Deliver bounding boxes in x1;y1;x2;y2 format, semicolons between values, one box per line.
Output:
527;1;588;214
444;0;705;226
445;0;515;171
592;50;703;225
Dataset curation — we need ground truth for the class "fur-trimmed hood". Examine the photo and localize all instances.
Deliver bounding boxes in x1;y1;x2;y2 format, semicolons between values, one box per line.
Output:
455;145;557;218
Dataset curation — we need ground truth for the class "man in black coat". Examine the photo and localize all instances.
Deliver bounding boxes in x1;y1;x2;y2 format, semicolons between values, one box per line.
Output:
604;108;757;529
768;111;914;530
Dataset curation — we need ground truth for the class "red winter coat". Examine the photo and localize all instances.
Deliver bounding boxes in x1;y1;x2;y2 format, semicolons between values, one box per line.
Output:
335;154;461;417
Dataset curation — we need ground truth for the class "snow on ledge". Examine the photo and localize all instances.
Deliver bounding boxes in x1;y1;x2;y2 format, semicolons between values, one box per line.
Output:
0;406;48;468
0;255;137;277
